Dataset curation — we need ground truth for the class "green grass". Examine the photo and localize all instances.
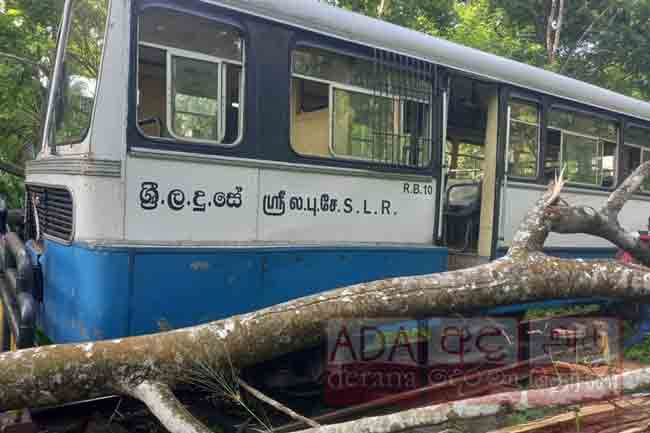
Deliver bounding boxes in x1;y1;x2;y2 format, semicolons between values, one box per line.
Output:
503;406;562;428
524;304;601;320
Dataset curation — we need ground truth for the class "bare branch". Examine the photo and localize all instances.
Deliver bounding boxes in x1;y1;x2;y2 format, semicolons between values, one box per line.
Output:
559;4;615;73
0;52;41;69
377;0;391;18
510;168;566;252
551;0;565;62
237;378;320;428
604;160;650;218
546;0;558;62
0;51;48;77
540;160;650;266
544;165;566;207
547;204;650;266
129;381;213;433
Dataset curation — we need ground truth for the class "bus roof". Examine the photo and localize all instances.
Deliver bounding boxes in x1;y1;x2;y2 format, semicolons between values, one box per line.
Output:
210;0;650;124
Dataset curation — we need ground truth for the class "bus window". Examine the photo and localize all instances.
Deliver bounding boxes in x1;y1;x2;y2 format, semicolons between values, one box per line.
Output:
446;141;484;181
544;129;561;180
291;46;432;168
171;57;219;141
546;108;617;187
137;8;243;144
51;0;109;146
623;125;650;191
508;100;539;178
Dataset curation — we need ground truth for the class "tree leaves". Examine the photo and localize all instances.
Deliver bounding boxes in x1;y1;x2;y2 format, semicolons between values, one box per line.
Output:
0;0;58;206
333;0;650;102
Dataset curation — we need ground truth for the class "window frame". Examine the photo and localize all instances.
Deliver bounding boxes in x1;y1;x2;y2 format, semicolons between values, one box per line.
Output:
623;123;650;193
546;105;620;189
328;82;431;164
553;127;615;188
46;0;112;150
166;48;224;145
130;3;438;175
290;45;435;169
506;98;541;180
135;19;245;147
624;124;650;150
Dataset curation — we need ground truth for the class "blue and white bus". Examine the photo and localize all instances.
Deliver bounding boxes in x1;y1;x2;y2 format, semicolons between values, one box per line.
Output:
6;0;650;348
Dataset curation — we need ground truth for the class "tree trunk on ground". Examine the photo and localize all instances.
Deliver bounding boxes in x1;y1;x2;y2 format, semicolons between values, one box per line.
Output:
3;164;650;432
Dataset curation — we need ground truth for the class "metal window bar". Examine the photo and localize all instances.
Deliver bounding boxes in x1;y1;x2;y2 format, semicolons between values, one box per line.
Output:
368;48;433;168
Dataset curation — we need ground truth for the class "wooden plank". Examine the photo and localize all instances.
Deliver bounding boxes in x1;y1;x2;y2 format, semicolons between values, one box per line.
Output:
487;397;650;433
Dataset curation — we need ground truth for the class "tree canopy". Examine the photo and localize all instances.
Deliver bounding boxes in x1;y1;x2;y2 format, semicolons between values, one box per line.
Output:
328;0;650;99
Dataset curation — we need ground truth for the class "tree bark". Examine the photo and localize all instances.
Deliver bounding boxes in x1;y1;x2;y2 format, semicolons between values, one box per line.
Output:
2;162;650;432
129;381;213;433
237;378;320;428
546;0;558;62
377;0;391;18
545;0;565;63
551;0;565;63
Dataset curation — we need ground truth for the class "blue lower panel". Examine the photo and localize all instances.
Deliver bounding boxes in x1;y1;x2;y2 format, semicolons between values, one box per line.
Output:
132;251;263;335
41;241;131;342
41;242;447;343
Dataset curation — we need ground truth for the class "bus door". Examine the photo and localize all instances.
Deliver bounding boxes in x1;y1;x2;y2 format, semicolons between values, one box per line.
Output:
436;72;450;243
442;74;499;261
499;93;544;256
498;87;512;258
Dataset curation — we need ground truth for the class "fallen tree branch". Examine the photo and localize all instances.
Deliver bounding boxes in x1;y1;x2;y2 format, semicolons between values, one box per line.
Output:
2;163;650;432
129;381;212;433
274;340;594;432
237;378;320;428
548;161;650;266
5;251;650;412
295;367;650;433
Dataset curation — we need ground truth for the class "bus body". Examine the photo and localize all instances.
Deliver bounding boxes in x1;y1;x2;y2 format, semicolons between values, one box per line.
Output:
17;0;650;345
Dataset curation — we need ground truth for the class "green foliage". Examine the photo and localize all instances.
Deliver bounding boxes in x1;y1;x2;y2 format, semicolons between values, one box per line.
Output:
624;335;650;364
329;0;650;103
0;0;60;207
325;0;456;33
444;0;545;65
524;304;601;320
504;406;558;428
34;327;54;346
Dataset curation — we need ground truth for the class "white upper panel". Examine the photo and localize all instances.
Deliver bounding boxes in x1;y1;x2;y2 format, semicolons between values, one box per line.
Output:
125;155;435;244
89;0;130;160
501;182;650;249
